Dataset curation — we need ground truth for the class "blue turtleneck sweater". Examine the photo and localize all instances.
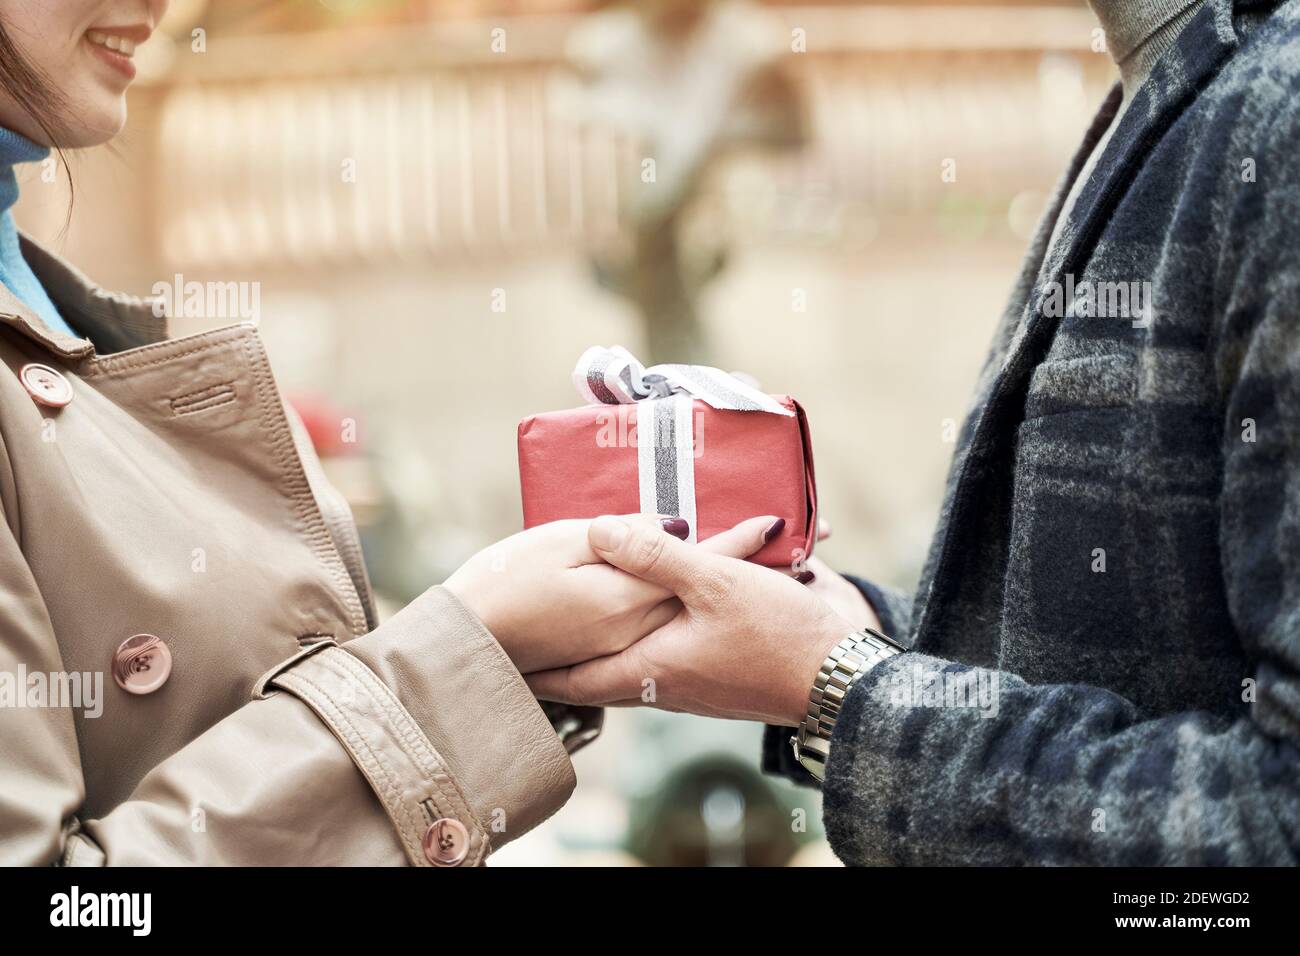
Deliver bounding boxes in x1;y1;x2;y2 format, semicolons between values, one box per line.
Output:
0;126;77;339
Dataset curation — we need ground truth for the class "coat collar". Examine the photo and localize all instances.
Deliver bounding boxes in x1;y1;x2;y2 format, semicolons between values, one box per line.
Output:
0;234;168;361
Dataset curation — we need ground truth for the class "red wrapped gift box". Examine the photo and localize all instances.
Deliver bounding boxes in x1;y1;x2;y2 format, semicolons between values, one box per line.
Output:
518;394;817;569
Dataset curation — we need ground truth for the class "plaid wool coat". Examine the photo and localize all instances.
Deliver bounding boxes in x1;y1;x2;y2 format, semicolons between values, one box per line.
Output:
766;0;1300;865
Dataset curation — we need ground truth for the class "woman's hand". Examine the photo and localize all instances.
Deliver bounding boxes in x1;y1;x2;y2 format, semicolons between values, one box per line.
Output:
795;520;880;632
798;556;879;630
443;514;779;674
525;516;862;726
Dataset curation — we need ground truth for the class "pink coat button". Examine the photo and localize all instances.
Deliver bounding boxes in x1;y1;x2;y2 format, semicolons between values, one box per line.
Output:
19;363;73;408
422;818;470;866
112;634;172;695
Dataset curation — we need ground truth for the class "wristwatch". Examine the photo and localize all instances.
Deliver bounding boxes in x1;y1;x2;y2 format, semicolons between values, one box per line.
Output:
792;627;906;783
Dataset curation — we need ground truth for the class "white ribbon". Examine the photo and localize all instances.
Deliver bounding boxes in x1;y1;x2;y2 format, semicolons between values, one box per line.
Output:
573;346;792;543
573;345;793;416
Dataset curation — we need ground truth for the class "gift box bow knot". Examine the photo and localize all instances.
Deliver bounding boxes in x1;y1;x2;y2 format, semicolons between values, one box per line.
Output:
573;345;795;418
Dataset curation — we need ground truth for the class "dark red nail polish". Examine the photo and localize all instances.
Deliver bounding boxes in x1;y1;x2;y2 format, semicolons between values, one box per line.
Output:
795;570;816;585
661;517;690;540
762;517;786;544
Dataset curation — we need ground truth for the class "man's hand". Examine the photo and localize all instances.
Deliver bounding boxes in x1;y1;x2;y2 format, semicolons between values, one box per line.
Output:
525;515;857;726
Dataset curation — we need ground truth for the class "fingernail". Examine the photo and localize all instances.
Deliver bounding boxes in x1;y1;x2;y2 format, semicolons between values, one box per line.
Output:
795;570;816;585
591;515;629;551
660;517;690;540
762;517;786;544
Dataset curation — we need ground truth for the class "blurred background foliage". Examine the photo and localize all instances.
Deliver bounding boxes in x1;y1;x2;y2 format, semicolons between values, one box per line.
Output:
17;0;1114;865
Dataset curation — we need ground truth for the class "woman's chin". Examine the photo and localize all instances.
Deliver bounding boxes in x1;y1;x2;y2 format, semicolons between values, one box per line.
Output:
54;100;127;149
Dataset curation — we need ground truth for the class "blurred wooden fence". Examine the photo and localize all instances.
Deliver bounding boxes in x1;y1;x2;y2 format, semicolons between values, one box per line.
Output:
150;5;1114;268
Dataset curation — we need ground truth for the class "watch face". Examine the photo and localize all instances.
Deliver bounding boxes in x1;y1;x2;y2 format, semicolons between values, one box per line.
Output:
794;748;827;782
793;732;831;782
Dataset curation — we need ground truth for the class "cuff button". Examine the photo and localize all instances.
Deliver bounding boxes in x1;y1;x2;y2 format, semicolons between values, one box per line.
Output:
422;818;470;866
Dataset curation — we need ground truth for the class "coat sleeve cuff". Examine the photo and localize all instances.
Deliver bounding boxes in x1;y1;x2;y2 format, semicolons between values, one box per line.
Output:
820;649;928;864
270;586;575;864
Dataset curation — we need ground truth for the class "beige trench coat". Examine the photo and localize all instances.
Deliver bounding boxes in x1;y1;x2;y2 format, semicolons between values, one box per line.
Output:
0;238;583;866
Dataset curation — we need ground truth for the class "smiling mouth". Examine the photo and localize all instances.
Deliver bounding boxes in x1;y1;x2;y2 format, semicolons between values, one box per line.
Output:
86;29;139;57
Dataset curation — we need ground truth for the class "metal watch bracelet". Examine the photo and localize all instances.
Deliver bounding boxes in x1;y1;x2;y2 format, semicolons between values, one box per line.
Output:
792;628;905;782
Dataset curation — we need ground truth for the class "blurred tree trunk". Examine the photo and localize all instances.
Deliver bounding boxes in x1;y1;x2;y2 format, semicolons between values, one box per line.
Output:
567;0;805;364
632;213;703;363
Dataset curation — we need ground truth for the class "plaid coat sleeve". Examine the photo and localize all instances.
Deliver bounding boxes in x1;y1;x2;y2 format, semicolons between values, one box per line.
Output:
822;105;1300;867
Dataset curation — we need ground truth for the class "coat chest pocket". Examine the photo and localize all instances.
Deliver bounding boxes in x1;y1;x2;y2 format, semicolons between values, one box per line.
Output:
1023;351;1137;421
1016;347;1139;483
169;381;238;417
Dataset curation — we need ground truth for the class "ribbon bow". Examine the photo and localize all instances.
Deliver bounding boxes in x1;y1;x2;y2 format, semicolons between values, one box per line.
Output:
571;347;791;543
572;345;793;417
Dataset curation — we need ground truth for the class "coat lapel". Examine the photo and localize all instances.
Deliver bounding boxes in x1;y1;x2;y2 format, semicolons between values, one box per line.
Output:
972;85;1122;407
1003;0;1241;380
911;0;1246;646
